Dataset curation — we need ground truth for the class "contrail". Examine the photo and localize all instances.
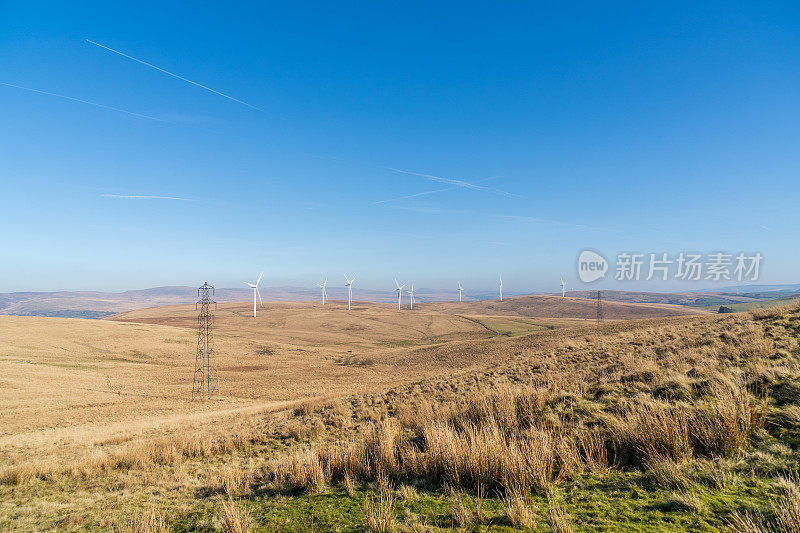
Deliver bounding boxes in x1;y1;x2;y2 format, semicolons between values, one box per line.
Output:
373;176;508;204
101;194;195;201
383;167;488;191
0;82;163;121
86;39;260;110
373;186;455;204
383;166;519;198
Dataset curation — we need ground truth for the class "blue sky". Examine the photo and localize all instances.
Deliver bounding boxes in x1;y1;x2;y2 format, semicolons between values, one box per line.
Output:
1;1;799;293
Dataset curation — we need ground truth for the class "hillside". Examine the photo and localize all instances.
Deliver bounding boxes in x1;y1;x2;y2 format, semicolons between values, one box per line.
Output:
0;303;493;467
422;294;708;319
3;300;799;531
0;296;705;472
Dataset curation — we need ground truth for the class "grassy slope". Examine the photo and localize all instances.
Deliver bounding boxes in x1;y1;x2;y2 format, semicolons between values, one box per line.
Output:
2;306;799;531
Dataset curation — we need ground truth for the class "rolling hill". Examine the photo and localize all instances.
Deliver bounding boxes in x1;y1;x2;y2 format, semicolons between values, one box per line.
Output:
422;294;708;320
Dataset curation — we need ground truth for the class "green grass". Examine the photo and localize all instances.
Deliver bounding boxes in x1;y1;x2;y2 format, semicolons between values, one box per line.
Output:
464;316;553;337
147;470;779;532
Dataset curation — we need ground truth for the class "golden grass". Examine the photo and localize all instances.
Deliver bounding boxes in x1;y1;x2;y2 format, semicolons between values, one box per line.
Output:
547;493;573;533
219;500;251;533
502;489;537;529
1;300;593;469
2;301;798;529
364;475;395;532
111;506;169;533
235;306;783;502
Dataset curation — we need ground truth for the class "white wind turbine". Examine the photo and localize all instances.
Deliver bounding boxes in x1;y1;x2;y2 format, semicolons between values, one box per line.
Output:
560;276;567;298
408;283;415;310
499;275;503;301
458;281;464;303
344;274;355;311
243;272;263;318
317;278;327;305
394;278;405;310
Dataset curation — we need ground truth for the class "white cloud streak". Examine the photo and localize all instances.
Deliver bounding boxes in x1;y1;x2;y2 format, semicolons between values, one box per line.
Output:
373;186;456;204
383;167;488;190
85;39;261;111
0;82;163;121
101;194;195;202
382;166;519;199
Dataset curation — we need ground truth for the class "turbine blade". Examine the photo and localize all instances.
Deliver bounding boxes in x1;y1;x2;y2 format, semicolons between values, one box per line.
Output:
256;272;263;286
256;288;263;307
244;282;255;287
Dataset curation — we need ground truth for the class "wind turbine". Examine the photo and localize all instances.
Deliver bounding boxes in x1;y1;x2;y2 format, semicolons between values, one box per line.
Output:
499;275;503;301
458;282;464;303
560;276;567;298
394;279;405;310
243;272;263;318
344;274;355;310
317;278;327;305
408;283;415;310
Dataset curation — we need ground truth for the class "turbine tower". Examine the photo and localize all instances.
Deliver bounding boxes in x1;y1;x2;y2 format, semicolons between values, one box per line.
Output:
243;272;263;318
344;274;355;311
560;277;567;298
499;275;503;301
458;282;464;303
395;278;405;310
317;278;327;305
408;283;415;310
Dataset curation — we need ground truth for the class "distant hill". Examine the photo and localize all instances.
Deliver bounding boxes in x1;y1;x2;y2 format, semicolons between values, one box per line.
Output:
564;290;799;308
421;294;708;320
0;286;462;318
2;285;792;319
709;283;800;293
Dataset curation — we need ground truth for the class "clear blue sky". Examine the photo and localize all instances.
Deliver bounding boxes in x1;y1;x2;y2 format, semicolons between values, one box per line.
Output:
1;1;798;293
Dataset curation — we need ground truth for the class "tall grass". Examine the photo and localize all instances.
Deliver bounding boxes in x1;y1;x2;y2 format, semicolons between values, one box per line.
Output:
219;500;251;533
364;475;395;532
729;472;800;533
259;365;764;498
502;489;537;529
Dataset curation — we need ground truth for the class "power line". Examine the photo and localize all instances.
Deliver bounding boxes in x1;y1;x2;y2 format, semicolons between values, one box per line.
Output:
192;282;219;400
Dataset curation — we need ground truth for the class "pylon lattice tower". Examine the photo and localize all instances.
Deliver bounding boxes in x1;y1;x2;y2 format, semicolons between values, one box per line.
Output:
192;282;219;400
596;290;604;322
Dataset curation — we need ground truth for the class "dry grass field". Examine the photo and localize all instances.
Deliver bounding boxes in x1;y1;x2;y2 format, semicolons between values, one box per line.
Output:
1;297;798;531
0;302;486;466
0;299;594;469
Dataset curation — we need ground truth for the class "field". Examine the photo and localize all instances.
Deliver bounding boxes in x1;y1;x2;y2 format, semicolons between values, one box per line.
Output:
1;296;799;531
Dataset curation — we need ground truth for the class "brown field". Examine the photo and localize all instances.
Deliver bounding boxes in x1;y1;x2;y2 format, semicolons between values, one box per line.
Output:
0;298;701;468
1;298;798;531
0;302;473;464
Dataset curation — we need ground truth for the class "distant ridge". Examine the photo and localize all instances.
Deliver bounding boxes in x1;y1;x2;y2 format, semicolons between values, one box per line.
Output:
0;286;470;318
421;294;707;320
2;285;797;319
